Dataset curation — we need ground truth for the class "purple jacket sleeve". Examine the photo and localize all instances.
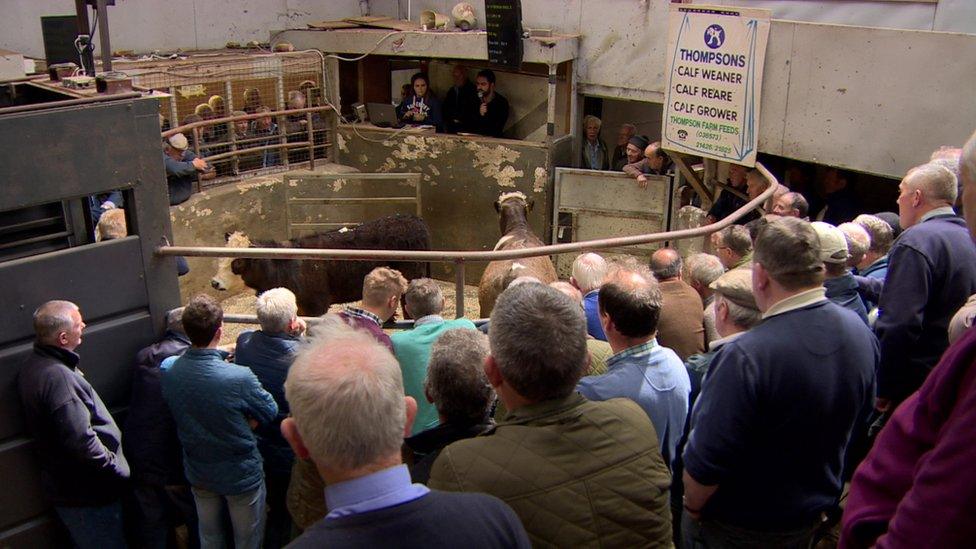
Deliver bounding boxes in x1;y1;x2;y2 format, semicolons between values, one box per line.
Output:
876;370;976;548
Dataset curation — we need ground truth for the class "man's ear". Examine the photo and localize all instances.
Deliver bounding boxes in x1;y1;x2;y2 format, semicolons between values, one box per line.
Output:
424;386;435;404
484;355;504;388
494;200;501;213
599;309;613;336
753;262;770;292
715;298;729;322
403;396;418;437
281;417;310;459
526;197;535;212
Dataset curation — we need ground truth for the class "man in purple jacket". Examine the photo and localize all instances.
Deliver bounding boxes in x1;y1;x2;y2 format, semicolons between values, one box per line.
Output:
841;129;976;548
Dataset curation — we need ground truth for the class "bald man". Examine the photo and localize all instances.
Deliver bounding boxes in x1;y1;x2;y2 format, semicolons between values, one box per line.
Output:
650;248;706;360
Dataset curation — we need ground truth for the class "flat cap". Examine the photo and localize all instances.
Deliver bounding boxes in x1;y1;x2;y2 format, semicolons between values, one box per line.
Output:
709;268;758;311
167;133;189;151
811;221;850;264
628;135;650;151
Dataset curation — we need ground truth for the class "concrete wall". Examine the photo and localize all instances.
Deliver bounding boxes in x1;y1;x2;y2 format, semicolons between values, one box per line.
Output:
2;0;362;59
337;126;553;283
370;1;976;178
6;0;974;178
599;99;664;145
369;0;976;35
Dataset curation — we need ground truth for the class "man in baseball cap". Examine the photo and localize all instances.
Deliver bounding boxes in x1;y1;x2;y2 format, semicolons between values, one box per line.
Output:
163;133;209;206
812;222;868;324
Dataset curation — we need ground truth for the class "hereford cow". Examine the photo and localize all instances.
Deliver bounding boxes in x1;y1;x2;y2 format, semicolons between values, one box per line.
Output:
210;213;431;316
478;191;557;317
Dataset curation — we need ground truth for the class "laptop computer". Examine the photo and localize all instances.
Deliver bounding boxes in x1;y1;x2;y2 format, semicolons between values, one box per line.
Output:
367;102;403;128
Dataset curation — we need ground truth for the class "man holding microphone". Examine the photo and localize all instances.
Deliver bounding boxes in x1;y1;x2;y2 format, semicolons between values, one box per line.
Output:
470;69;509;138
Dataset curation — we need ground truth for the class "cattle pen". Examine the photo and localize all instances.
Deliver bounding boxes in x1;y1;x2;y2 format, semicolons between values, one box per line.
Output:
157;165;778;321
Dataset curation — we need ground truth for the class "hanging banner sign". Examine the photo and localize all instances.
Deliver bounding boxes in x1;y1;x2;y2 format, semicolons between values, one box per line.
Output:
662;5;770;166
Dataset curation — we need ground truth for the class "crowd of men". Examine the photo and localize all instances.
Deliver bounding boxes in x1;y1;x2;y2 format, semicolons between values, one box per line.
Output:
162;86;325;206
17;128;976;548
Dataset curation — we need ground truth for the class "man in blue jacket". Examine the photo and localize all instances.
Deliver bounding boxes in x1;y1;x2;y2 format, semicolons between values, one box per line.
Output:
162;295;278;549
235;288;305;549
875;162;976;412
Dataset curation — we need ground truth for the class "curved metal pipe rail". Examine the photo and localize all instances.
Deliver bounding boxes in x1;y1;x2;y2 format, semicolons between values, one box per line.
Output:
158;163;779;316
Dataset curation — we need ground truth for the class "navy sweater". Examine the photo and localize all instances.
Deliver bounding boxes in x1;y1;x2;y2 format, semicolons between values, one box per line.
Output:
684;300;877;530
875;213;976;402
18;344;130;506
289;490;530;548
234;330;300;475
124;332;190;485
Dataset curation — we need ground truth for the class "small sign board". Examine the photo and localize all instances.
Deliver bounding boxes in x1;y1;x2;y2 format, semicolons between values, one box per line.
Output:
662;5;771;166
485;0;523;69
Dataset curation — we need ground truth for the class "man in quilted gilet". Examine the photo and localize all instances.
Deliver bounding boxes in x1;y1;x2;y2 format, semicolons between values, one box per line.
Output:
428;283;673;547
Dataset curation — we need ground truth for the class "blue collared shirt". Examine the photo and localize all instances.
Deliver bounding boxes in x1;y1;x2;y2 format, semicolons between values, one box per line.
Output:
343;306;382;327
576;339;690;468
585;140;602;170
325;464;430;520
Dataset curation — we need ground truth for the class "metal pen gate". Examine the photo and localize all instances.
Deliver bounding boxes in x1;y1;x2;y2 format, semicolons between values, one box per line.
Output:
0;93;180;545
551;168;675;277
283;172;422;238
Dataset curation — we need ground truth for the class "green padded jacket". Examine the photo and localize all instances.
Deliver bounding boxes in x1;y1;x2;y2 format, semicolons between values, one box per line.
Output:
429;393;673;548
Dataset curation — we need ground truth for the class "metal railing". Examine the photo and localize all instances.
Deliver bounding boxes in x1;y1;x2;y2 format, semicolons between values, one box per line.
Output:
162;105;334;187
157;164;779;318
220;313;489;331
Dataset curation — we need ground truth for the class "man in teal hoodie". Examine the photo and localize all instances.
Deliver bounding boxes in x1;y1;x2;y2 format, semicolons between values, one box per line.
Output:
392;279;476;436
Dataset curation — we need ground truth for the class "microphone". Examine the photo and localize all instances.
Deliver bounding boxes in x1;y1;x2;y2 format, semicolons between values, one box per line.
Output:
477;90;485;103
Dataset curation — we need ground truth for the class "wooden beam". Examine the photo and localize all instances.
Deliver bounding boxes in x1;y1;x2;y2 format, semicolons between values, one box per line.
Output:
671;153;712;210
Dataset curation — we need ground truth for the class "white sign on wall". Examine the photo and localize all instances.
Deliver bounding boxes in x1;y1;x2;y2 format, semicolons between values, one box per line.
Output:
662;5;770;166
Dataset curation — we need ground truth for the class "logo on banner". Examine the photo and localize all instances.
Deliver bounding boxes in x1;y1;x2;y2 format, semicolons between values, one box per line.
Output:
704;24;725;49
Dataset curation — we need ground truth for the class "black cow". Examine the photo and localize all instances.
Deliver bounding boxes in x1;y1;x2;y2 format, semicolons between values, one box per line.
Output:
211;214;431;316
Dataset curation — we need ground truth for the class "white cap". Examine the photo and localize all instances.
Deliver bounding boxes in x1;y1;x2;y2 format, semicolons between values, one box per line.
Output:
811;221;850;264
168;133;189;151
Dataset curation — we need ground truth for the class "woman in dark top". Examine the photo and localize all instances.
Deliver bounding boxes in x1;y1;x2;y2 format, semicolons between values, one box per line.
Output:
396;72;443;132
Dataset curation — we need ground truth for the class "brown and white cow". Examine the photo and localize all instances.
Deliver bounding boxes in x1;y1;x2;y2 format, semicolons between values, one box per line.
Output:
211;213;431;316
477;191;557;317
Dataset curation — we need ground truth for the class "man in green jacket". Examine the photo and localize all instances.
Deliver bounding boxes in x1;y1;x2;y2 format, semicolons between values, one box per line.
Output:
392;279;476;436
428;283;673;547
